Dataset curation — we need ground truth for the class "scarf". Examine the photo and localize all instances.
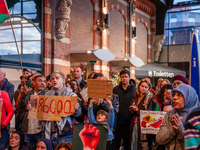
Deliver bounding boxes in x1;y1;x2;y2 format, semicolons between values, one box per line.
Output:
0;78;6;89
172;84;199;125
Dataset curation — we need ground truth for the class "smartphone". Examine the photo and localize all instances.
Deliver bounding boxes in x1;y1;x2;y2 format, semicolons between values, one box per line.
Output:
25;80;32;88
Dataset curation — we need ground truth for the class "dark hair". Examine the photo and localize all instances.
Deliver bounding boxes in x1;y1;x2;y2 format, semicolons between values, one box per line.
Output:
96;110;108;119
55;142;72;150
87;71;96;79
34;75;44;81
156;84;173;103
129;79;136;86
92;73;104;79
46;75;51;81
27;74;33;80
71;79;81;94
120;69;130;77
65;81;74;91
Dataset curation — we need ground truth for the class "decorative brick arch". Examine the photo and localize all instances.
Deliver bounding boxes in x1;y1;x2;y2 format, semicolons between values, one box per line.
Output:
136;18;151;63
108;4;128;53
108;4;127;21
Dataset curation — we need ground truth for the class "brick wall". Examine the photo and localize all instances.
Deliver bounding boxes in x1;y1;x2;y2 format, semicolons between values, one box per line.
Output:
110;10;125;58
70;0;94;53
42;0;156;78
136;23;147;64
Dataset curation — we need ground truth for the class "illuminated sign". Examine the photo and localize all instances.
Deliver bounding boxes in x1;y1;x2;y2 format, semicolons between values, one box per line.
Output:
148;70;174;78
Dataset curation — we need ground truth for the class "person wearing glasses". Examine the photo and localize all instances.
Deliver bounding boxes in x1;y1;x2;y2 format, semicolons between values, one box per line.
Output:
156;84;199;150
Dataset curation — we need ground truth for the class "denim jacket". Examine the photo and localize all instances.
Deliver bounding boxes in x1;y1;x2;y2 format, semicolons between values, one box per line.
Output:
88;106;115;141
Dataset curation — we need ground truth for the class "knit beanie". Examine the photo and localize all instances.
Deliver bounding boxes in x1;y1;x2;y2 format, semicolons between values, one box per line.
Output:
172;74;189;84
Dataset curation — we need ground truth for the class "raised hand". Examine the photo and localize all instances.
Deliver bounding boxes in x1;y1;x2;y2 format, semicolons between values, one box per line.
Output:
89;98;95;107
105;98;113;109
79;124;100;150
172;114;183;133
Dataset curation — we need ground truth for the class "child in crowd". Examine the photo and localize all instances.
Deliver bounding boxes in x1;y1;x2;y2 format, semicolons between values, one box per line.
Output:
88;98;115;150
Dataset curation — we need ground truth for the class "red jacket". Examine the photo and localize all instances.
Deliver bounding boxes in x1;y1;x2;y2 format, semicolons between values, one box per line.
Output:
0;91;14;126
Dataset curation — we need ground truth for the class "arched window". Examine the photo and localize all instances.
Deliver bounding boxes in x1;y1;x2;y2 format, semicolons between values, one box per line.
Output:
0;0;42;71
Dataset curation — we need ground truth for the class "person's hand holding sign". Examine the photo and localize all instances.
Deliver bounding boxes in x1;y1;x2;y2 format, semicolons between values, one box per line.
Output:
79;124;100;150
105;98;113;109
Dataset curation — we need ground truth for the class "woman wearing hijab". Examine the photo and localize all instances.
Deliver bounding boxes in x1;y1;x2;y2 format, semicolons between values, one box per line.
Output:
156;84;199;150
36;138;53;150
8;131;29;150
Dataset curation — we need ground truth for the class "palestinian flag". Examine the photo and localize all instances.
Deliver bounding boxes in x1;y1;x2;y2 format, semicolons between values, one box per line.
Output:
0;0;9;23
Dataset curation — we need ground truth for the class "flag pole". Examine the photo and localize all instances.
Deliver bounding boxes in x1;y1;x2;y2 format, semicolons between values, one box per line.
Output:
4;0;24;74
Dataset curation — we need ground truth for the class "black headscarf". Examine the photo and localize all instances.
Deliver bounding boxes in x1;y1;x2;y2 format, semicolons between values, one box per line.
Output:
39;138;53;150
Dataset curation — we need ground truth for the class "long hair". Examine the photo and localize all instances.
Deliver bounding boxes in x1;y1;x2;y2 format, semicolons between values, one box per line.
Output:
155;84;173;103
136;78;152;97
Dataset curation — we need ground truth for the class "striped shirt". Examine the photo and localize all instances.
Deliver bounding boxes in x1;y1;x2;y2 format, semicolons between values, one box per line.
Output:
185;107;200;150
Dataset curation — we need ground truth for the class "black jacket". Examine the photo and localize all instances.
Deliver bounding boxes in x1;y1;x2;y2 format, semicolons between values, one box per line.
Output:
0;78;14;103
79;79;87;90
113;82;136;125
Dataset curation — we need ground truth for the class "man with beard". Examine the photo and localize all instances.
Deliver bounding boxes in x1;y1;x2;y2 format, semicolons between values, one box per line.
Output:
18;74;45;150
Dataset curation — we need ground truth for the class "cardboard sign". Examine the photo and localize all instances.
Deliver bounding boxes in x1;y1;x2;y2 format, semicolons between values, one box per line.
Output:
87;79;112;99
72;123;108;150
80;88;88;101
28;95;77;121
140;110;166;134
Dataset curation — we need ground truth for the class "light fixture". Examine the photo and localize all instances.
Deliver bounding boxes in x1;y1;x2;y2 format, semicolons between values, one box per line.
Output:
132;27;137;38
124;58;128;61
86;50;92;54
21;20;28;23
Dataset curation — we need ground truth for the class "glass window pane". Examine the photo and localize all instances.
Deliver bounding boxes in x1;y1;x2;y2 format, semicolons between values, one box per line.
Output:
23;14;37;20
23;27;41;40
169;28;193;45
0;29;14;42
0;42;21;56
23;1;37;13
23;41;41;54
163;30;169;45
173;0;197;5
169;45;191;62
13;2;21;14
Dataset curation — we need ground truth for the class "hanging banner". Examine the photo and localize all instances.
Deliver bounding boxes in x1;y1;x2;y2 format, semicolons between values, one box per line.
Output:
28;95;77;121
72;123;108;150
140;110;166;135
190;29;200;97
87;79;112;99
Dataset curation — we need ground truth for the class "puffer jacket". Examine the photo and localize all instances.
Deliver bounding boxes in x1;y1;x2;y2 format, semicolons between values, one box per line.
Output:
156;109;184;150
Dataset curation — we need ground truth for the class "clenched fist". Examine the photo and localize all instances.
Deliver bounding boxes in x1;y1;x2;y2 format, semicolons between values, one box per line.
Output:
79;124;100;150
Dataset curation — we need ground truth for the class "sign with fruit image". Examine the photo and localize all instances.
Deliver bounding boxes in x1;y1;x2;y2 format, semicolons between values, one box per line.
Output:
140;110;166;134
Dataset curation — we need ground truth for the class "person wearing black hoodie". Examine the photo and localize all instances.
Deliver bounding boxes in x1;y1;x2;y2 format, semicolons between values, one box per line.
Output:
113;69;136;150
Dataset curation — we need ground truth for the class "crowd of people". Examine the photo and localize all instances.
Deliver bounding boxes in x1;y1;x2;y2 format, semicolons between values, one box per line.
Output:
0;67;200;150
